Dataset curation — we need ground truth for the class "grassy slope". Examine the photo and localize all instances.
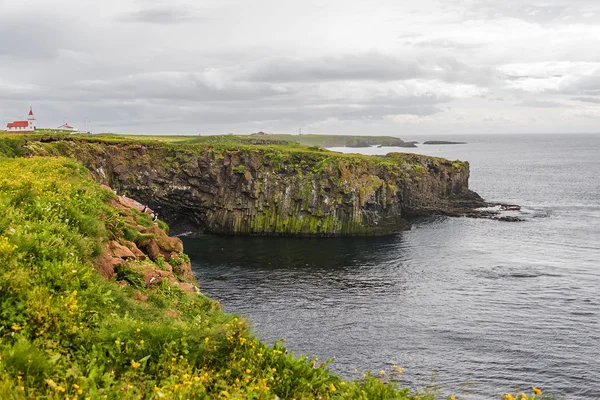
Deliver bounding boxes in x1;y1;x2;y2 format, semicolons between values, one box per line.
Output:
0;156;434;399
0;134;551;399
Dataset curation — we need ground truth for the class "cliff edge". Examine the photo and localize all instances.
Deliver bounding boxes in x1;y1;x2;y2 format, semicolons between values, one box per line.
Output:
24;136;485;236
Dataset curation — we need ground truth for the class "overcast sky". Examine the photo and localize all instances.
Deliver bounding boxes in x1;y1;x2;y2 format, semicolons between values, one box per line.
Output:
2;0;600;135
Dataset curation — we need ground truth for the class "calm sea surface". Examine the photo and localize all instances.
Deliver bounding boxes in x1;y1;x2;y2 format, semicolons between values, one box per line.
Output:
182;134;600;399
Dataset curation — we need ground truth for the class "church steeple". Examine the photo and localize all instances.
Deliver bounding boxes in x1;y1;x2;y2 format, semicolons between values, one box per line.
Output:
27;107;36;130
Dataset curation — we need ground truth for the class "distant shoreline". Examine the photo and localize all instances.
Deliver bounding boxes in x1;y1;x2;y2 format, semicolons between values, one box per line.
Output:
422;140;467;145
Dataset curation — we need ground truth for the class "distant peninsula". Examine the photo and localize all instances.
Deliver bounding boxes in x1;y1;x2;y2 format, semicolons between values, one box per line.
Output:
250;132;417;148
422;140;467;145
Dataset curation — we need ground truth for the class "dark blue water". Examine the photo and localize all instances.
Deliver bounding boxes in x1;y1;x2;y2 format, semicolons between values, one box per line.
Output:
182;134;600;399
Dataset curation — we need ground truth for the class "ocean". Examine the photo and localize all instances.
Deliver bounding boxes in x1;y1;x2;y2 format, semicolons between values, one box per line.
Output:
181;134;600;399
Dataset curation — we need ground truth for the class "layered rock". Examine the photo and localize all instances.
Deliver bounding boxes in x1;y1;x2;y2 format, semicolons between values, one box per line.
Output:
25;138;486;236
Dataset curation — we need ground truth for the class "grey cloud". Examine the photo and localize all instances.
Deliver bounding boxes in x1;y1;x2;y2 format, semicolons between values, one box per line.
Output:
71;72;297;103
414;38;482;50
0;14;74;59
241;54;495;86
241;54;426;83
517;100;564;108
572;97;600;103
558;70;600;95
14;73;447;129
118;7;204;24
467;0;600;24
505;74;564;81
432;57;497;86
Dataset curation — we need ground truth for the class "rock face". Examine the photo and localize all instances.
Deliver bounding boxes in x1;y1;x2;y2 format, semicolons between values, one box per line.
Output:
95;191;197;293
25;138;486;236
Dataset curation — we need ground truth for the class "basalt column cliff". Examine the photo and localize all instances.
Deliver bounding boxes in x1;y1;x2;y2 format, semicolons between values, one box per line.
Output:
25;138;484;236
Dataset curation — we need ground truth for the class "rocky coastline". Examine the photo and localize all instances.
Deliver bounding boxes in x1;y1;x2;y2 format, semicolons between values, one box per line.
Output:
22;136;520;236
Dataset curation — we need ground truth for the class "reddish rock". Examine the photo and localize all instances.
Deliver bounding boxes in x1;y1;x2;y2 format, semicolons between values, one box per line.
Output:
95;251;117;279
115;195;145;212
110;257;125;269
140;269;175;287
138;238;161;261
141;226;183;253
163;262;173;273
109;240;136;259
178;282;198;294
173;260;196;283
123;240;146;260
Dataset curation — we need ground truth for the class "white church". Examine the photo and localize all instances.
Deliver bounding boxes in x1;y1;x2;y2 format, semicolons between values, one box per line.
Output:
6;107;36;132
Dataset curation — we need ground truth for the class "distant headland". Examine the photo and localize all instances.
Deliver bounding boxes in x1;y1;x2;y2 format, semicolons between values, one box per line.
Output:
249;132;417;148
422;140;467;145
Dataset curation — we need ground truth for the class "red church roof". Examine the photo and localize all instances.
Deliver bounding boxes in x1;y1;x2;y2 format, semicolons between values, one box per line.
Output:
7;121;29;128
28;108;34;116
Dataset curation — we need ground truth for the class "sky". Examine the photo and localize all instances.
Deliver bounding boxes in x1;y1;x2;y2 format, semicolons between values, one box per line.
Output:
2;0;600;135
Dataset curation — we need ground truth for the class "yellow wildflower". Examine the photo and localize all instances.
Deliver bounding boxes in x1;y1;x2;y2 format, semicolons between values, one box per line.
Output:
533;387;542;395
131;360;141;369
56;386;65;392
330;383;337;392
72;384;79;389
246;369;251;374
140;340;144;344
451;396;456;400
11;324;22;331
380;369;385;375
114;340;120;345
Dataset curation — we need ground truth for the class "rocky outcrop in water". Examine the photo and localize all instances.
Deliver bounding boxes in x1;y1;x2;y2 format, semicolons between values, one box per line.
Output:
25;138;488;236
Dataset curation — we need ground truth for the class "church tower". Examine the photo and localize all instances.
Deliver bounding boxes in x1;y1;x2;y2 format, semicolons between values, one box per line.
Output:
27;107;36;131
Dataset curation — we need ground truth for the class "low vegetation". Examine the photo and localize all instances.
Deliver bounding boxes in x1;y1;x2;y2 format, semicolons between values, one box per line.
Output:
0;156;436;399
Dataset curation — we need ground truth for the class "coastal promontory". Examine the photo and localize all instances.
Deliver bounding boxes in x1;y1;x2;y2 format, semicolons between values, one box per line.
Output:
20;134;484;236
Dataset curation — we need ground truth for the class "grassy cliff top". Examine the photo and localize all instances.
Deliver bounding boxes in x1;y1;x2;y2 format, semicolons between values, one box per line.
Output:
0;133;469;175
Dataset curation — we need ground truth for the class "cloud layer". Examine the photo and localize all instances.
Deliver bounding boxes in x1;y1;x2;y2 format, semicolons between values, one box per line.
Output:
1;0;600;134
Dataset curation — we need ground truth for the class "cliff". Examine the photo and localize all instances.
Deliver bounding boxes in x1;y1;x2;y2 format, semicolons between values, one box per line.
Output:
21;136;484;236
